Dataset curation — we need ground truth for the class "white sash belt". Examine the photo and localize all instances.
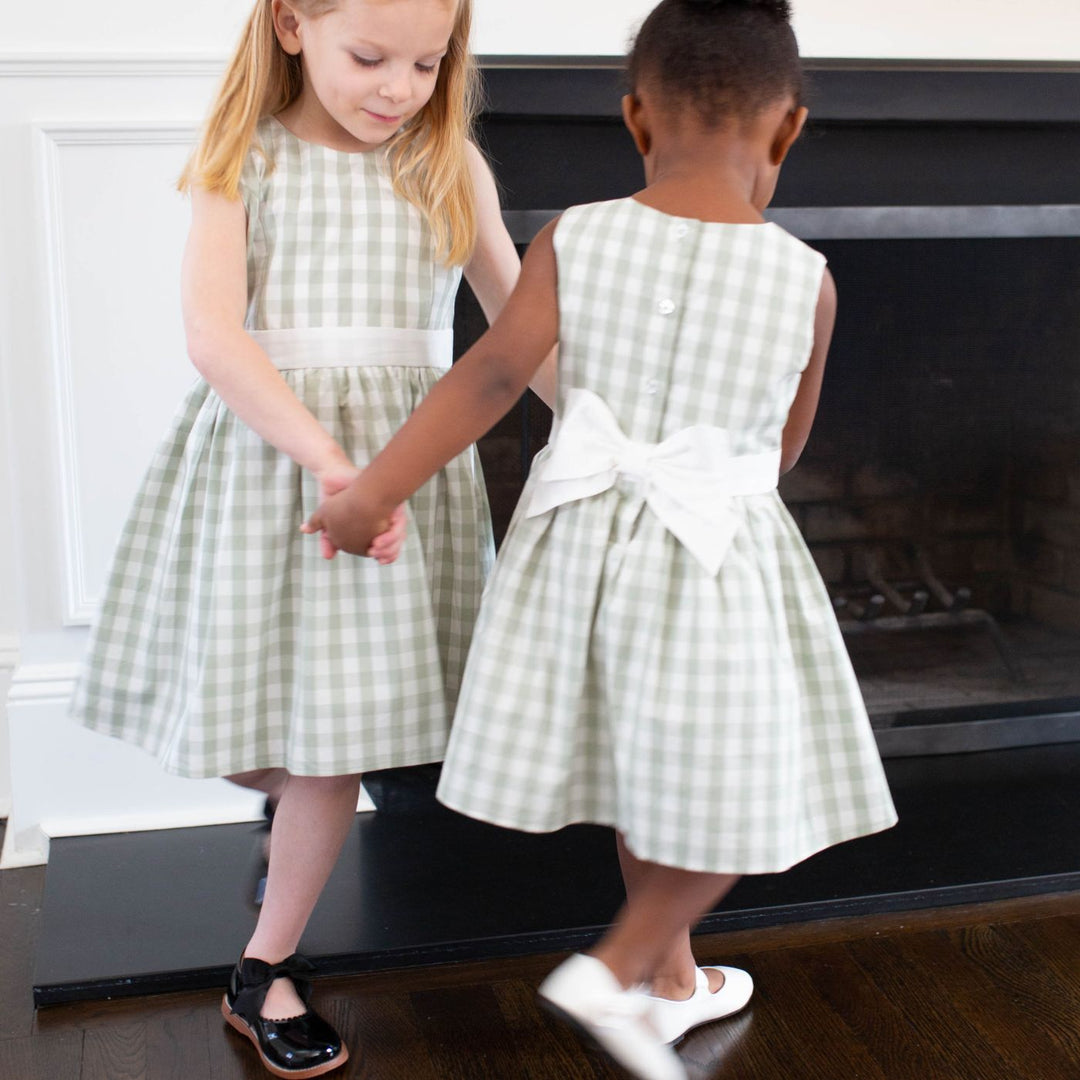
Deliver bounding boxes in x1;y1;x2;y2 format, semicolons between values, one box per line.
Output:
250;326;453;371
524;388;780;576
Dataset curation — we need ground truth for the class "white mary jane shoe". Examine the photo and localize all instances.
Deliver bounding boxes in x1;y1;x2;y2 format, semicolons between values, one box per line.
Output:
538;954;687;1080
647;966;754;1044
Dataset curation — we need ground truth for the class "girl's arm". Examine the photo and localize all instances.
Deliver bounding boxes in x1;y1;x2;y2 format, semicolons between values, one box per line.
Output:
305;219;562;553
462;143;558;408
780;268;837;474
181;186;354;482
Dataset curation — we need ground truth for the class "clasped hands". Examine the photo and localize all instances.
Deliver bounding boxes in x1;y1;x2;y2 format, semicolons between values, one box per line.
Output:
303;470;403;562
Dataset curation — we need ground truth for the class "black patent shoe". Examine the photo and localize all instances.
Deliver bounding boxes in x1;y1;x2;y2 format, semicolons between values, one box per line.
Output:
222;954;349;1078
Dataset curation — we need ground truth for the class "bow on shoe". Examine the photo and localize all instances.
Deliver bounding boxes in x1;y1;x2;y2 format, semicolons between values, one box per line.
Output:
230;953;317;1018
525;388;780;575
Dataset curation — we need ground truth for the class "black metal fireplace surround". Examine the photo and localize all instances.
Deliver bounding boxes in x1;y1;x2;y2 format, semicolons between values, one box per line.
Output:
34;61;1080;1005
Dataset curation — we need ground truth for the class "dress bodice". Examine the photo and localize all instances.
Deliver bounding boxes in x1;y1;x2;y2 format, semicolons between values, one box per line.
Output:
239;117;462;333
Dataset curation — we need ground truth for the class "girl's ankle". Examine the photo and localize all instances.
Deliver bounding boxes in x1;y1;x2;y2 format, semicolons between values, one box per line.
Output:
649;974;697;1001
585;949;640;991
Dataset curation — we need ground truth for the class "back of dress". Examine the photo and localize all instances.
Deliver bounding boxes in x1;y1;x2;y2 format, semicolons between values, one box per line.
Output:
553;197;824;451
439;196;896;876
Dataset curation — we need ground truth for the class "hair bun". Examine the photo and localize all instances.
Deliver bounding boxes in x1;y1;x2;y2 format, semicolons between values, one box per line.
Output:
686;0;793;17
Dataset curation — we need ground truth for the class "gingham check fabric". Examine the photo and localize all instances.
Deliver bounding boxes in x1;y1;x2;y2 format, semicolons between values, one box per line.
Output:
71;118;493;778
438;199;897;874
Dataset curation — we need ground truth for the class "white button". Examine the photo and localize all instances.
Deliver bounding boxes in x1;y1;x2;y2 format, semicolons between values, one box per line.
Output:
658;298;676;315
644;378;659;395
673;222;690;239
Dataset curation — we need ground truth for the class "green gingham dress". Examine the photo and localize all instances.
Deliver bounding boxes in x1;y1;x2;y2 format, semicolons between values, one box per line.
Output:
437;198;897;875
71;117;494;778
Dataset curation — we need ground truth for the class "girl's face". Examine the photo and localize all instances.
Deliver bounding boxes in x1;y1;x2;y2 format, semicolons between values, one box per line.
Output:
276;0;457;151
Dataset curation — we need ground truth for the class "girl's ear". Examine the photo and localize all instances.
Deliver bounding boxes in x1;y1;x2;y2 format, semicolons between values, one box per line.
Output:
272;0;303;55
771;105;808;166
621;93;652;157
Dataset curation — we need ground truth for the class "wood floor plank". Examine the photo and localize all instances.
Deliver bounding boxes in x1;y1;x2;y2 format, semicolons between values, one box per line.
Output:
843;933;1012;1080
850;928;1078;1080
347;990;438;1080
0;1029;82;1080
79;1021;146;1080
36;988;224;1036
945;922;1080;1069
145;1008;214;1080
410;982;558;1080
1001;914;1080;995
790;939;962;1079
745;948;890;1080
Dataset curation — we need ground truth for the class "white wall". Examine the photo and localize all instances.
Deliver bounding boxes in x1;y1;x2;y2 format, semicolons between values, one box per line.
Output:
2;0;1079;61
477;0;1080;61
1;0;1078;867
0;68;273;868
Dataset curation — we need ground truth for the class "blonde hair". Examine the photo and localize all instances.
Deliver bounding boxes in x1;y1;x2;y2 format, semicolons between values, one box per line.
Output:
179;0;479;266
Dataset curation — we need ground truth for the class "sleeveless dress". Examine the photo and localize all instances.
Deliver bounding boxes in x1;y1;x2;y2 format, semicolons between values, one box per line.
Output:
71;117;494;779
437;198;897;875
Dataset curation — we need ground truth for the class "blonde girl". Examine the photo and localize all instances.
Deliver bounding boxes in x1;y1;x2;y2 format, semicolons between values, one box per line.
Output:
72;1;551;1075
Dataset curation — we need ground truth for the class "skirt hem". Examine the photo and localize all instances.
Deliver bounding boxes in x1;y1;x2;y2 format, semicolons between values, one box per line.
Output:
76;719;448;780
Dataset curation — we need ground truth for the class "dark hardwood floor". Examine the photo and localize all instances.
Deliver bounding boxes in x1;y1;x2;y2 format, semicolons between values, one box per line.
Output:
3;819;1078;1079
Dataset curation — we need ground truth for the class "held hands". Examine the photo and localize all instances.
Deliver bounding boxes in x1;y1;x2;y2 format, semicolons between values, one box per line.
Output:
368;504;407;565
303;458;406;562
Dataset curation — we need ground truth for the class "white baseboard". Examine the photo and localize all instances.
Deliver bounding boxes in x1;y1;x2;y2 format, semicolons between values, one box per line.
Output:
0;821;49;868
7;661;79;704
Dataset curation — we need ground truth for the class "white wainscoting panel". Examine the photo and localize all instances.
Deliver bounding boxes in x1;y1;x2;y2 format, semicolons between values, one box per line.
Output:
37;122;200;625
1;57;253;865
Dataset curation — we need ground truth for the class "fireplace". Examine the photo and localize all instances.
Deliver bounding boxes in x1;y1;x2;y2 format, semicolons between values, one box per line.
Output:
457;59;1080;758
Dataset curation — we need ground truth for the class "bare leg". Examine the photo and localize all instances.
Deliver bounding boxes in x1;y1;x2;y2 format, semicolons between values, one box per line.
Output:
615;834;740;999
227;767;288;806
242;773;362;1018
227;768;288;863
595;833;738;995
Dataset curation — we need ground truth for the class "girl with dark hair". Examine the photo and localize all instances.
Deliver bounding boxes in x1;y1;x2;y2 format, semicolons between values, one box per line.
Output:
307;2;896;1077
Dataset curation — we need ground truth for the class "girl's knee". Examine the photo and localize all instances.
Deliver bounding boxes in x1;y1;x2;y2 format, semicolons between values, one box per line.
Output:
291;772;362;796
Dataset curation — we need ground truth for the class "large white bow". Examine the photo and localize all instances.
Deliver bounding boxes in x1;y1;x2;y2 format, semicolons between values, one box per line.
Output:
524;388;780;576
